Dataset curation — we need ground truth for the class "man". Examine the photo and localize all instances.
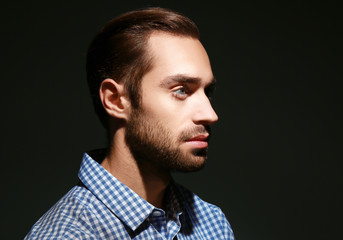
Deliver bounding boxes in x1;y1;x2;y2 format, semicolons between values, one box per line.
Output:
25;7;235;239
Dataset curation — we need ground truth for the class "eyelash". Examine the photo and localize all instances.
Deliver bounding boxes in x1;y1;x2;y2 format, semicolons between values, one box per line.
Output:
205;89;213;101
172;86;189;99
205;85;215;101
171;85;215;101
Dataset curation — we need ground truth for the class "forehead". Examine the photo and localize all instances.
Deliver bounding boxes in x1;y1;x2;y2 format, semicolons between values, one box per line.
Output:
144;32;214;86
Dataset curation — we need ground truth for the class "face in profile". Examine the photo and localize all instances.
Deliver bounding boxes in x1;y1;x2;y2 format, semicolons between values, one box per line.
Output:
125;32;218;172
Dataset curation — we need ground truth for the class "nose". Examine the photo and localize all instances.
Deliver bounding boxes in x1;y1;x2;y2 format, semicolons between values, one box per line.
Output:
192;94;219;125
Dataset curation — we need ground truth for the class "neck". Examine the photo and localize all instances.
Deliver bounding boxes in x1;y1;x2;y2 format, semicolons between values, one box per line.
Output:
101;127;171;209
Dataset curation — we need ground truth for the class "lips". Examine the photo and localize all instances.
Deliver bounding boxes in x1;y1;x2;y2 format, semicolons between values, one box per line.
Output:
187;134;209;142
185;134;209;149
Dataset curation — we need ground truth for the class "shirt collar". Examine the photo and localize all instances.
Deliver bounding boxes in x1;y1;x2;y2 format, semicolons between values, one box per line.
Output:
78;151;155;231
164;180;184;220
78;151;185;231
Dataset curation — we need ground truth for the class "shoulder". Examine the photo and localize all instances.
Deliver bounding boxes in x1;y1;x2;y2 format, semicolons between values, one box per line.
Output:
25;185;101;240
175;183;235;240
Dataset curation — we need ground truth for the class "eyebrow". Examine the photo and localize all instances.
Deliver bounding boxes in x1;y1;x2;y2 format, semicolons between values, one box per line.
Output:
159;74;216;88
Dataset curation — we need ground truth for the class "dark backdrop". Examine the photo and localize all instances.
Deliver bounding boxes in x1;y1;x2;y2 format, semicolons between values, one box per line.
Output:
1;1;342;239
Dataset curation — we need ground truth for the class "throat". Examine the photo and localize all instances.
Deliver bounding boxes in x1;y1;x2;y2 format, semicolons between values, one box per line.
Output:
138;164;171;209
101;150;171;209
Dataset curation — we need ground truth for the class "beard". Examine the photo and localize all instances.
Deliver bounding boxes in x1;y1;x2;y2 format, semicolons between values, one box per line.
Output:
125;107;211;172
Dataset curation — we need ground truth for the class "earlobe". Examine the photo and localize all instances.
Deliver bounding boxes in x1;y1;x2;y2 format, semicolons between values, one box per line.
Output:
99;78;130;120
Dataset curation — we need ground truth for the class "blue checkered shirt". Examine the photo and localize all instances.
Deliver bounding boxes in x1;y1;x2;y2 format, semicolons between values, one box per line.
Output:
25;152;234;239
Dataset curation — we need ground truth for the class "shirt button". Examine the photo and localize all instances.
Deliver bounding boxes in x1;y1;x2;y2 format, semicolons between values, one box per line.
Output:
152;211;162;217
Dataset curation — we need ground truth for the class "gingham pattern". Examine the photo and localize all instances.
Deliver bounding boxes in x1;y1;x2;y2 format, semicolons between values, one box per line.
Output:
25;152;235;239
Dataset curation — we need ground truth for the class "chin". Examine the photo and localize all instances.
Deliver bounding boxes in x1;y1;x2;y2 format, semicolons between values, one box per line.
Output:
172;154;207;173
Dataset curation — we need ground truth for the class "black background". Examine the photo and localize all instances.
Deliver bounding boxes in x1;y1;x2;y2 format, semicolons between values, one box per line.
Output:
1;1;342;239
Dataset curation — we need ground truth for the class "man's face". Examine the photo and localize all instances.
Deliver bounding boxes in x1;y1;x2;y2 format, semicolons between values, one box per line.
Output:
125;32;218;172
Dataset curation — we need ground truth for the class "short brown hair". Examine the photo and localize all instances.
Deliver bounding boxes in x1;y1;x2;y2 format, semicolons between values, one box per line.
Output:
86;7;200;128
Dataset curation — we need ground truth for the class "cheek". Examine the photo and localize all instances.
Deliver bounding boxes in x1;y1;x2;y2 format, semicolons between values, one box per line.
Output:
141;92;178;119
140;88;193;131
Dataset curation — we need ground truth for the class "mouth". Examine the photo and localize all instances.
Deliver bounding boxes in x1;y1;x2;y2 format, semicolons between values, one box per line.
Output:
185;134;209;149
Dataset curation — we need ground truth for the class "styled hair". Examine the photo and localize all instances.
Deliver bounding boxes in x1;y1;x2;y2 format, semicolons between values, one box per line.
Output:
86;7;200;129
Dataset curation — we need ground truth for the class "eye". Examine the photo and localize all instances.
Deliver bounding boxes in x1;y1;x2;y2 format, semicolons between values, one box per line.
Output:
205;84;216;101
172;86;188;99
175;88;186;95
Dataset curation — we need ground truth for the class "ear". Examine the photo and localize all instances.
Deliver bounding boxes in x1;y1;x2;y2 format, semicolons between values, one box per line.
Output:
99;78;130;120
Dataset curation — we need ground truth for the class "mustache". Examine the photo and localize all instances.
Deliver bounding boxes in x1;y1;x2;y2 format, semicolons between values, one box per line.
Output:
178;125;211;142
